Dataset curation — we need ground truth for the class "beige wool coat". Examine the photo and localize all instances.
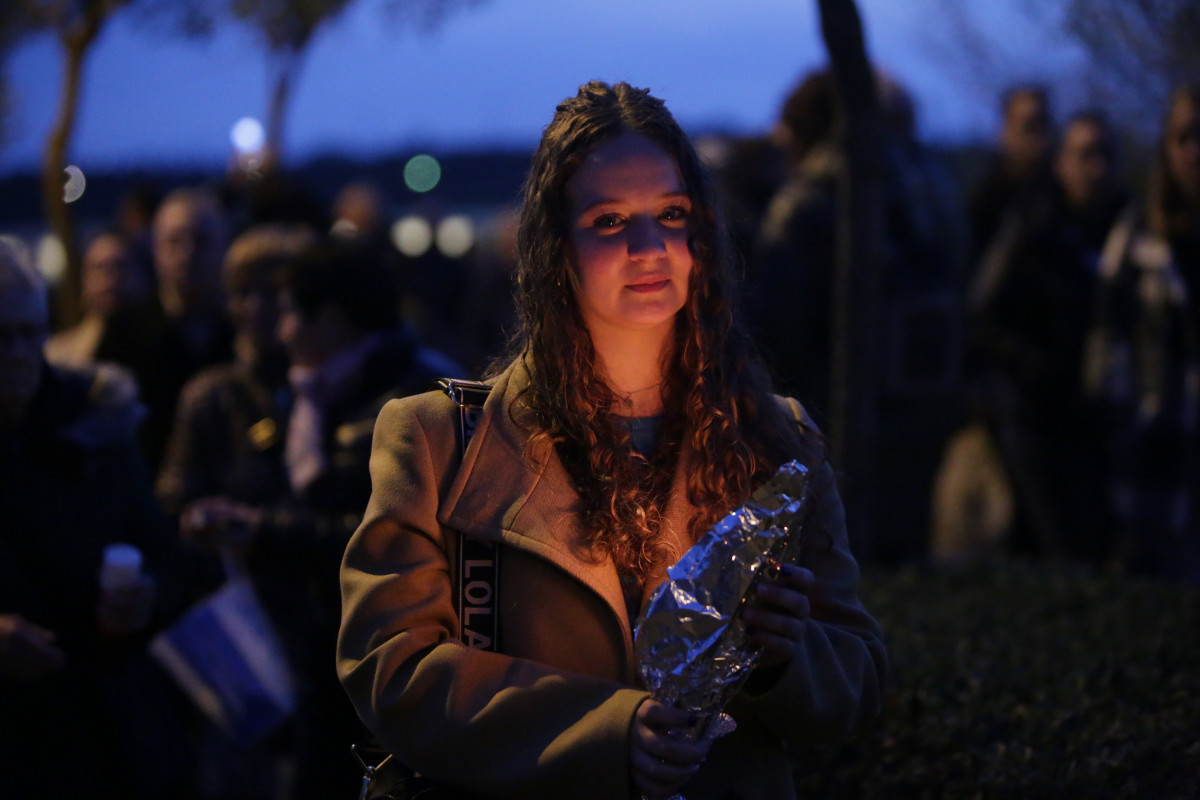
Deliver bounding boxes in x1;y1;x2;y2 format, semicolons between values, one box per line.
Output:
336;359;887;800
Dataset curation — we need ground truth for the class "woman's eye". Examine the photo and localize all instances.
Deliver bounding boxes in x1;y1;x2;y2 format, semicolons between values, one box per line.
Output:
593;213;624;229
659;205;690;222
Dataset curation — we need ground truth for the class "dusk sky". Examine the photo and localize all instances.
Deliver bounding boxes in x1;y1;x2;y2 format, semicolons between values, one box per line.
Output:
0;0;1086;175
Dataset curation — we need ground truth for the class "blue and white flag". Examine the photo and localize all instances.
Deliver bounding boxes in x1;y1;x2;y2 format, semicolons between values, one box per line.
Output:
150;577;296;745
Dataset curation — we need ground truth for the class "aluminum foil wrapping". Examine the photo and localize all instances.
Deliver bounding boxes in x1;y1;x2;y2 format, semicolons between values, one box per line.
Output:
633;459;817;743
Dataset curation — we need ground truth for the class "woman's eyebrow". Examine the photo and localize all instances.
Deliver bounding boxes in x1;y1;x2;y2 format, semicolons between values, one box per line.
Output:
573;189;690;215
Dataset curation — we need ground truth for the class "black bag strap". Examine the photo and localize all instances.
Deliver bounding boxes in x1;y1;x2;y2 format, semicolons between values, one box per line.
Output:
436;378;500;652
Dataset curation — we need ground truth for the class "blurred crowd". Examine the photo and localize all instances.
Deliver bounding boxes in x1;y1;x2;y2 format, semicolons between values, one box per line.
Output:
0;66;1197;798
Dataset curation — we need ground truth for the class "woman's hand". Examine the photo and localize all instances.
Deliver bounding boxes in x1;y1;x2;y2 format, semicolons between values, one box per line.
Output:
743;563;814;670
630;698;711;799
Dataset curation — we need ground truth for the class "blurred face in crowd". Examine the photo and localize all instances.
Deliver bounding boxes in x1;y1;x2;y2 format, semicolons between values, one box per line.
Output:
1002;90;1053;177
227;265;283;363
0;284;48;426
1165;93;1200;203
153;196;226;313
565;132;694;345
1055;118;1116;212
81;233;146;318
277;292;358;371
331;182;383;238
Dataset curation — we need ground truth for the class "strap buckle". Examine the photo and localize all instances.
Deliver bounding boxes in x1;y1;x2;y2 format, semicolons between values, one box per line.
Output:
437;378;492;409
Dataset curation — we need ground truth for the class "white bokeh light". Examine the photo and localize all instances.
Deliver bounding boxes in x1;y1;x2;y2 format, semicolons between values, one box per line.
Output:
391;215;433;258
63;165;86;203
36;234;67;285
230;117;265;153
435;215;475;259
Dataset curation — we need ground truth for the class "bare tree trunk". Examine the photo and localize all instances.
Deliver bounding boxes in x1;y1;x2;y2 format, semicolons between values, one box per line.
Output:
41;7;104;329
265;47;303;166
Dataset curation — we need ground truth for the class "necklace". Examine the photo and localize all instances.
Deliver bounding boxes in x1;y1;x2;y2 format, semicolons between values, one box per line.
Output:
617;381;661;397
615;381;662;407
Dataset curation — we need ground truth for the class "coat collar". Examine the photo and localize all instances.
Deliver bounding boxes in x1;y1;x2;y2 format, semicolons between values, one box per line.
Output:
437;358;701;643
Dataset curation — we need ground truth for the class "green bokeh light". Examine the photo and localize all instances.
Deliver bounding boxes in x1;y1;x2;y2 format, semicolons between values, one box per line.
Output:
404;154;441;193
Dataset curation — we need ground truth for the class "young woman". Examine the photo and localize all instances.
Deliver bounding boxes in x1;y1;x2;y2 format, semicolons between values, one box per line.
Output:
337;81;886;800
1085;85;1200;584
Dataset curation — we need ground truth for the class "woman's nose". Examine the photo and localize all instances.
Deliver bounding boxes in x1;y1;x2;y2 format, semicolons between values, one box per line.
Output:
626;217;667;260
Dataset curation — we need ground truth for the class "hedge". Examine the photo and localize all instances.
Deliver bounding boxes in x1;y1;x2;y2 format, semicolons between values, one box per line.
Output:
794;558;1200;798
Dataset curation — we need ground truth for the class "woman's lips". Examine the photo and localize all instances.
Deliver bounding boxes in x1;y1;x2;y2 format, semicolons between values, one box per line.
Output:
627;279;670;293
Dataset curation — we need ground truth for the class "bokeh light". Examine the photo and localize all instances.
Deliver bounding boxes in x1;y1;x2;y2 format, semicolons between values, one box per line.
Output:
62;165;86;203
403;155;441;193
36;234;67;285
231;117;265;153
435;215;475;259
391;215;433;257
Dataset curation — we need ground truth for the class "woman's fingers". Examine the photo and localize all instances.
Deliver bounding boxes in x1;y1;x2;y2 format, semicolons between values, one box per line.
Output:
744;564;814;665
631;699;710;798
636;696;691;729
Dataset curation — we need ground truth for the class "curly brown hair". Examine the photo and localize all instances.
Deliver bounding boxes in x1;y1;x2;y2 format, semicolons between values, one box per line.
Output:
496;80;824;581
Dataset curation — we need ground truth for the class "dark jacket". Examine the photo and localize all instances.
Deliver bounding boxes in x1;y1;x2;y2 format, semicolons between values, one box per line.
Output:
965;185;1126;561
96;299;235;474
157;357;292;517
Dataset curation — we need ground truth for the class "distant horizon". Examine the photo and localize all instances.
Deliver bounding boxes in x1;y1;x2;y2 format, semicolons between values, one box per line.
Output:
0;1;1092;177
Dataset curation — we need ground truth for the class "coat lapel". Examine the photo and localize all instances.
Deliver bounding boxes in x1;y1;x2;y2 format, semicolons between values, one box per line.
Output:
438;361;631;643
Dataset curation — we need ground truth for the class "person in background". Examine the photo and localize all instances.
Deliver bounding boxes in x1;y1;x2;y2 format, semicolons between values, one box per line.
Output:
937;111;1128;563
1084;85;1200;584
179;236;459;800
44;228;150;367
750;57;966;563
98;186;236;473
968;84;1057;260
337;78;885;800
330;180;387;242
706;132;789;266
156;222;317;800
749;68;840;412
113;181;162;280
158;223;316;520
0;238;194;799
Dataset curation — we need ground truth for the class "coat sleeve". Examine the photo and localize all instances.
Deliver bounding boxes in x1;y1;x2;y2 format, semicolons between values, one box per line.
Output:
736;458;887;744
729;398;887;746
336;395;645;800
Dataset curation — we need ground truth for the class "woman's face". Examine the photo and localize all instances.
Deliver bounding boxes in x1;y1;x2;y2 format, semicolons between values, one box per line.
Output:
1165;94;1200;203
81;234;143;318
229;277;283;357
565;132;694;343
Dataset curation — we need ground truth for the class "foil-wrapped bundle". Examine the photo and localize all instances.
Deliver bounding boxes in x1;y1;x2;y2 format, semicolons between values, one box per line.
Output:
633;459;817;748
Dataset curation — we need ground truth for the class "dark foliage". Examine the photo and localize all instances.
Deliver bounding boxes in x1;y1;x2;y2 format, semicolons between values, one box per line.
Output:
795;558;1200;798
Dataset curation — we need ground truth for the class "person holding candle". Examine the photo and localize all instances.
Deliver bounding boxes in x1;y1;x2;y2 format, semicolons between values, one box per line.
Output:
336;77;886;800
